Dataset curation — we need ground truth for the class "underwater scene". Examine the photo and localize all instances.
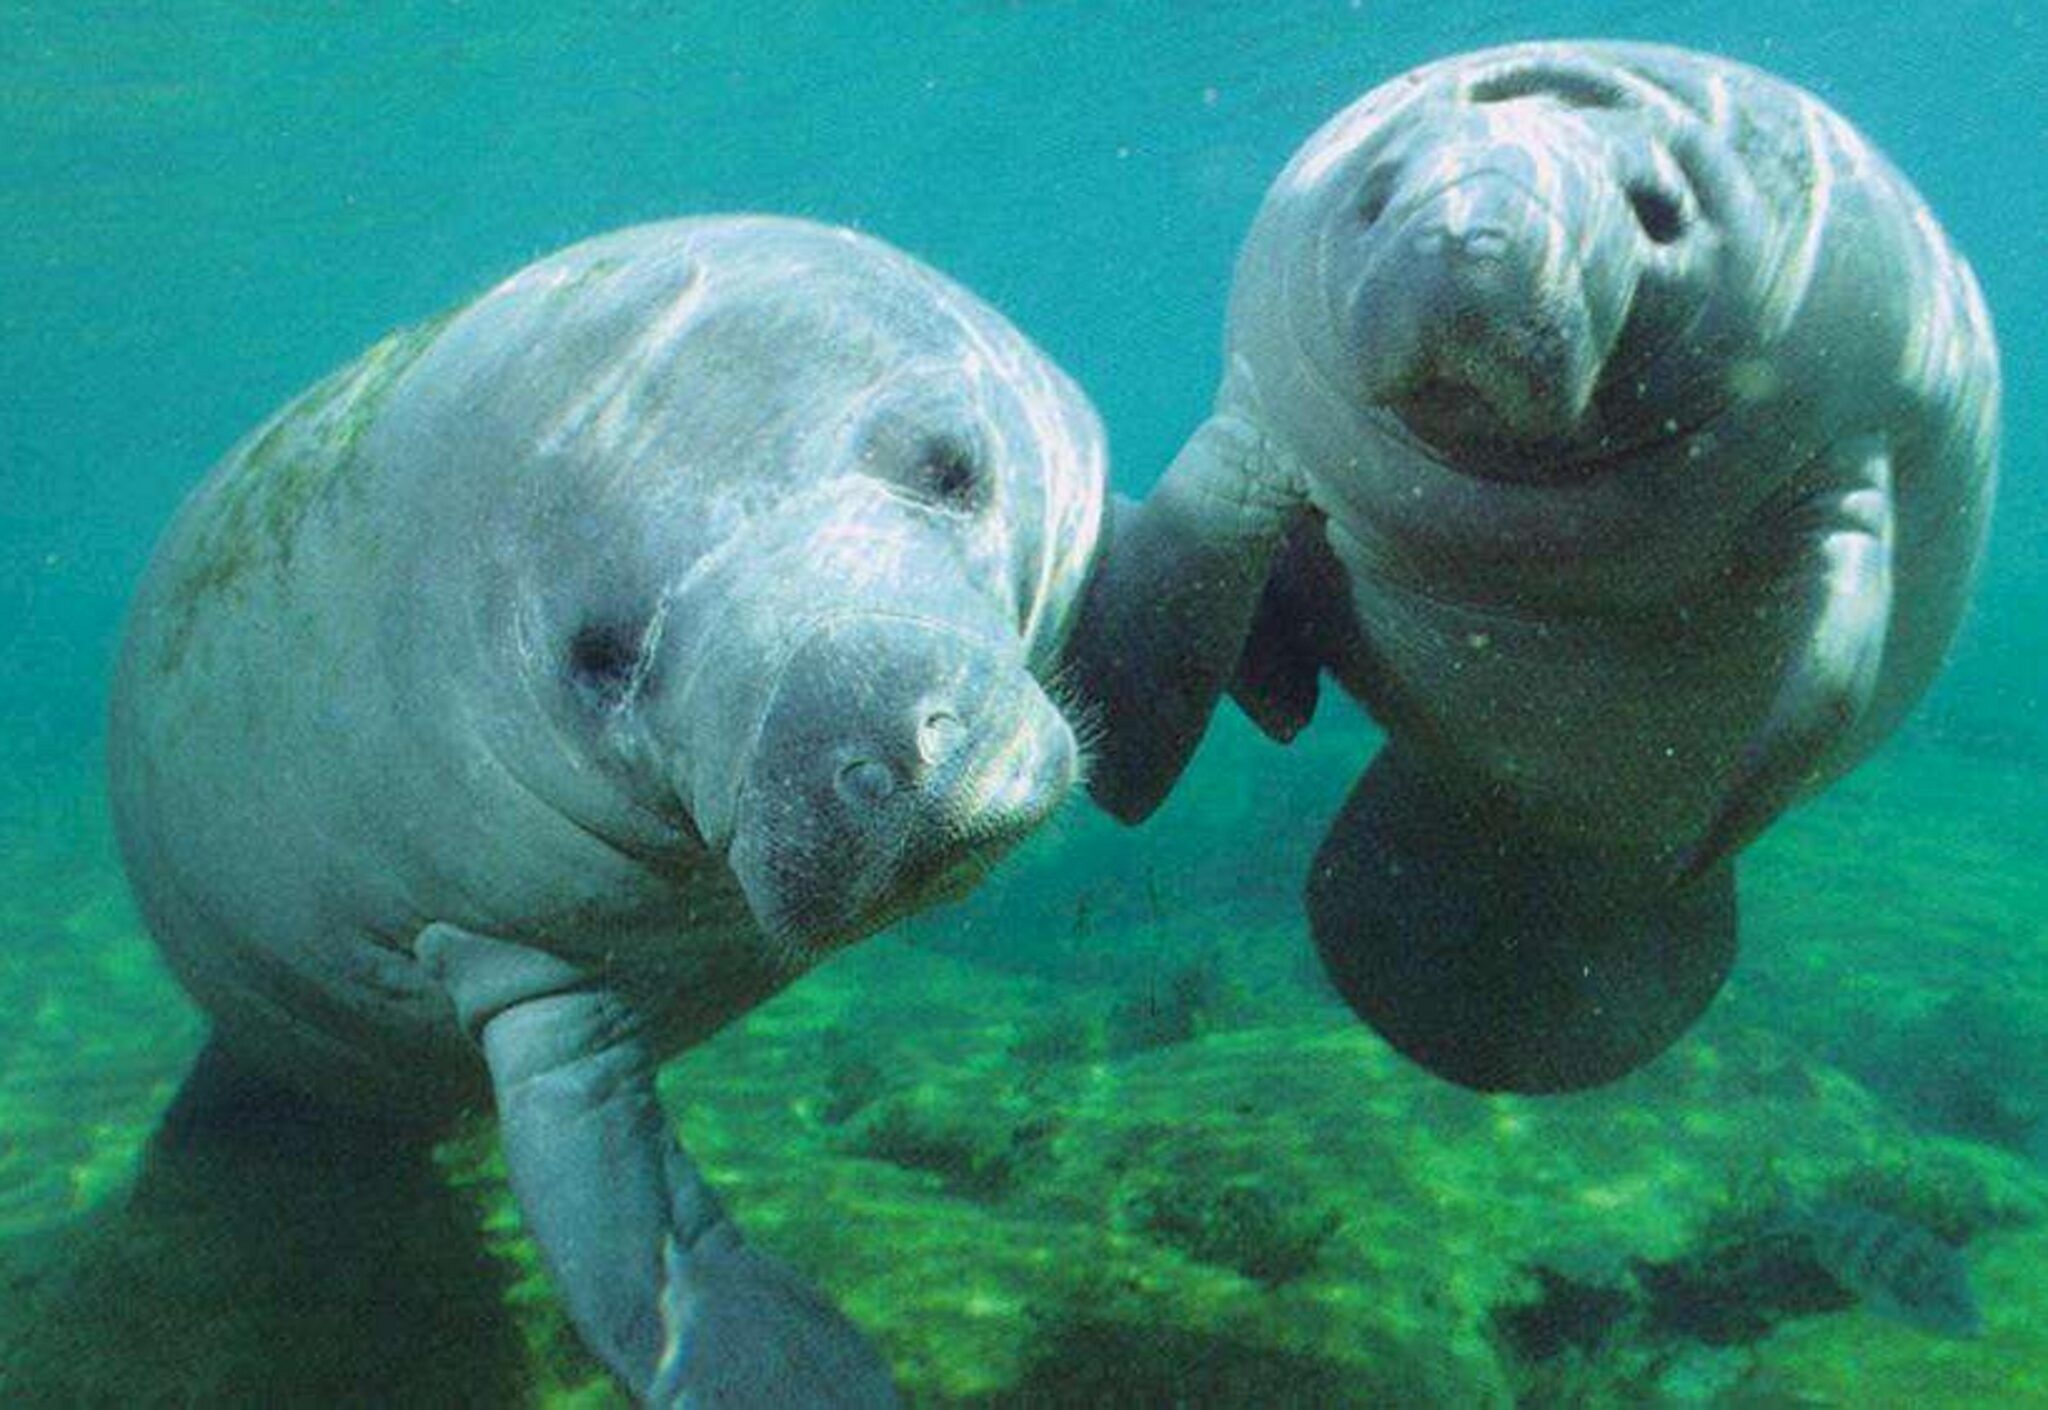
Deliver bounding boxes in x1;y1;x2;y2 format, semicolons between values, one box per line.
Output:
2;2;2044;1406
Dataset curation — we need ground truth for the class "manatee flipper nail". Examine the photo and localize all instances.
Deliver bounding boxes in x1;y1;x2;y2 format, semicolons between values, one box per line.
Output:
1308;747;1737;1094
1681;436;1895;882
648;1216;898;1409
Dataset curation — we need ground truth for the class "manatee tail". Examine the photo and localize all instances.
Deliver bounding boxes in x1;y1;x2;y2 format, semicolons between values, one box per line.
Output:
1306;747;1736;1094
0;1039;523;1404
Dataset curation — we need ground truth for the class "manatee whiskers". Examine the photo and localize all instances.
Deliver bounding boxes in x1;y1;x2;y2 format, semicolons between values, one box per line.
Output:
757;822;1020;974
1040;658;1105;789
758;904;832;979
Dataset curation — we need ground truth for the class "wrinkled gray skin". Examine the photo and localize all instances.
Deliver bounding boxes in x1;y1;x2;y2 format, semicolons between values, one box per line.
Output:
108;216;1103;1406
1069;42;1999;1093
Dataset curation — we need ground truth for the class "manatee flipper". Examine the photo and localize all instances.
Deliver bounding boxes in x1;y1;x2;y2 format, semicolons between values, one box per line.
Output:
1063;406;1305;822
1308;747;1736;1094
1679;436;1895;881
1228;514;1352;742
420;925;900;1409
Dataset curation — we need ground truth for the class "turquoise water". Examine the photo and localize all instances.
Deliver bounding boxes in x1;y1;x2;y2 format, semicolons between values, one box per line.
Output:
2;4;2044;1405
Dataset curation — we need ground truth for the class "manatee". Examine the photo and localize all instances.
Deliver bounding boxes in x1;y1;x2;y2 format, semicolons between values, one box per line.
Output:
1068;42;1999;1093
106;216;1104;1404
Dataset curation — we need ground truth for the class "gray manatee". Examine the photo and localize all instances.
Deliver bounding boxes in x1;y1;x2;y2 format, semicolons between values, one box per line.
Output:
107;215;1103;1404
1069;42;1999;1093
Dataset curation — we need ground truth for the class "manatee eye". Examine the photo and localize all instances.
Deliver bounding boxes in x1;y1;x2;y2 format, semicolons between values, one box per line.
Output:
901;434;990;515
857;404;994;516
567;619;646;708
1627;184;1687;244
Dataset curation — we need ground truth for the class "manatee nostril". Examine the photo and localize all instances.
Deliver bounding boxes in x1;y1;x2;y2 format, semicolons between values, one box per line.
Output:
1419;224;1511;260
1627;183;1687;244
1465;229;1510;258
836;758;897;806
917;709;966;767
1466;66;1631;110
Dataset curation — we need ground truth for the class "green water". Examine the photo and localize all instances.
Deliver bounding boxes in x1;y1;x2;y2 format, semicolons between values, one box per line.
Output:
2;4;2043;1405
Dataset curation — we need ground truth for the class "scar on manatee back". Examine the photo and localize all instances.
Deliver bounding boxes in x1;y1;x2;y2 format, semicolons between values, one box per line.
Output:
156;309;456;674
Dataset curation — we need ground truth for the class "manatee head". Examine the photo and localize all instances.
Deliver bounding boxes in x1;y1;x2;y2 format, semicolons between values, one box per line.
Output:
462;219;1102;957
1238;42;1788;480
669;477;1083;954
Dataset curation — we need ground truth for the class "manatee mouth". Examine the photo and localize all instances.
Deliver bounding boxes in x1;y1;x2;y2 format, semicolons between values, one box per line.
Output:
825;793;1055;947
753;743;1073;962
1395;308;1597;439
724;618;1078;961
828;703;1077;932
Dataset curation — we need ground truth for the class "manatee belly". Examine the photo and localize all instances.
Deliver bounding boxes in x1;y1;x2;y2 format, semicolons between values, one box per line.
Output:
1314;378;1990;861
1327;567;1791;858
1325;483;1978;861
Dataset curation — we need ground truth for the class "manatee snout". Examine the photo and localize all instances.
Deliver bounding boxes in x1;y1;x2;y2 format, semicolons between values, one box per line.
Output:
1337;112;1695;451
728;614;1075;951
1347;168;1620;447
1351;176;1577;428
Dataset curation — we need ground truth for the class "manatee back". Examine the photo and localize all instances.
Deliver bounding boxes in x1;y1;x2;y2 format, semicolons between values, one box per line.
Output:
107;308;496;1115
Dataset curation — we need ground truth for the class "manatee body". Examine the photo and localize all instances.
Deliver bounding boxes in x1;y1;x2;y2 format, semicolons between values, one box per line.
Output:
1071;42;1998;1092
108;216;1104;1404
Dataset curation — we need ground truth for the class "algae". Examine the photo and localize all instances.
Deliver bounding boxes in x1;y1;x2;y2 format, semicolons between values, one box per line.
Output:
154;308;456;673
